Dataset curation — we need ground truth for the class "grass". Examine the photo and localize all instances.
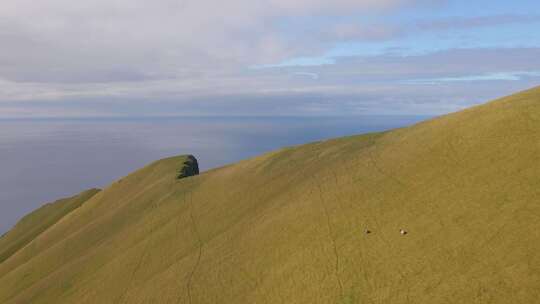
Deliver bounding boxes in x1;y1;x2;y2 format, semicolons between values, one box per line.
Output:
0;188;100;265
0;86;539;303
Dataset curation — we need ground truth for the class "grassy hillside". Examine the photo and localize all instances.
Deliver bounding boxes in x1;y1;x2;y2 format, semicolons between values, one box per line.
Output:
0;86;539;303
0;188;100;265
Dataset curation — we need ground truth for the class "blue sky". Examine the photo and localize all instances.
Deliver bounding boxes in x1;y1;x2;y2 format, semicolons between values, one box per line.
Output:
265;0;540;65
0;0;539;117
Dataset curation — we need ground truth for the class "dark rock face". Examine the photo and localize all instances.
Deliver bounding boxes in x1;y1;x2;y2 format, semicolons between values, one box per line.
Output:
177;155;199;179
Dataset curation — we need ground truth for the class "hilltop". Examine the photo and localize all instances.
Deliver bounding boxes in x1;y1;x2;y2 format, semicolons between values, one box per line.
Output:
0;86;539;303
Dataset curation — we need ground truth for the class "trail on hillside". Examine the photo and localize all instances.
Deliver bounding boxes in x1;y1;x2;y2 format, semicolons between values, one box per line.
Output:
182;191;204;304
117;191;176;304
312;150;344;299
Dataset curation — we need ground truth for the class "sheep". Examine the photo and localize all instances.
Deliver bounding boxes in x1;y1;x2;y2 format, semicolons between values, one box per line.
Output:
399;229;407;235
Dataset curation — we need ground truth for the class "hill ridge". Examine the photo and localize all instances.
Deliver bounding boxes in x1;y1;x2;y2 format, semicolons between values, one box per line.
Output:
0;86;539;303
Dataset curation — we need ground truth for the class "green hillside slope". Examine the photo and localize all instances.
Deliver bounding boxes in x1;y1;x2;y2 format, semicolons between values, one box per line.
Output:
1;86;539;303
0;188;100;265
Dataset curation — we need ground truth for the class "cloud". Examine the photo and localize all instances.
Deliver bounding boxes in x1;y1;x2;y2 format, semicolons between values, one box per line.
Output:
1;0;539;118
2;46;538;117
293;72;320;80
0;0;427;85
416;14;540;31
326;23;403;41
405;71;540;84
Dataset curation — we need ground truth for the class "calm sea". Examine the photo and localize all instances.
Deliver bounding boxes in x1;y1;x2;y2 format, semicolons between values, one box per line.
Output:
0;116;429;234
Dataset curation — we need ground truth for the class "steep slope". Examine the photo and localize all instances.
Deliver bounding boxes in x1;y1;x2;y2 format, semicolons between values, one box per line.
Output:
0;86;539;303
0;188;100;264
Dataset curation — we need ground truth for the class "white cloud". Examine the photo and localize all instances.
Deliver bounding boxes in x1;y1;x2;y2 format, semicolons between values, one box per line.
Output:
1;0;538;117
0;0;422;84
405;71;540;84
1;46;539;117
293;72;319;79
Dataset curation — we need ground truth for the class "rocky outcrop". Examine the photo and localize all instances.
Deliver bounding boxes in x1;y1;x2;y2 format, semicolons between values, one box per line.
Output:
177;155;199;179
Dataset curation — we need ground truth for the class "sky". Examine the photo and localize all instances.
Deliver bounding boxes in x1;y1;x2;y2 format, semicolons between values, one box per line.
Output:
0;0;539;117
